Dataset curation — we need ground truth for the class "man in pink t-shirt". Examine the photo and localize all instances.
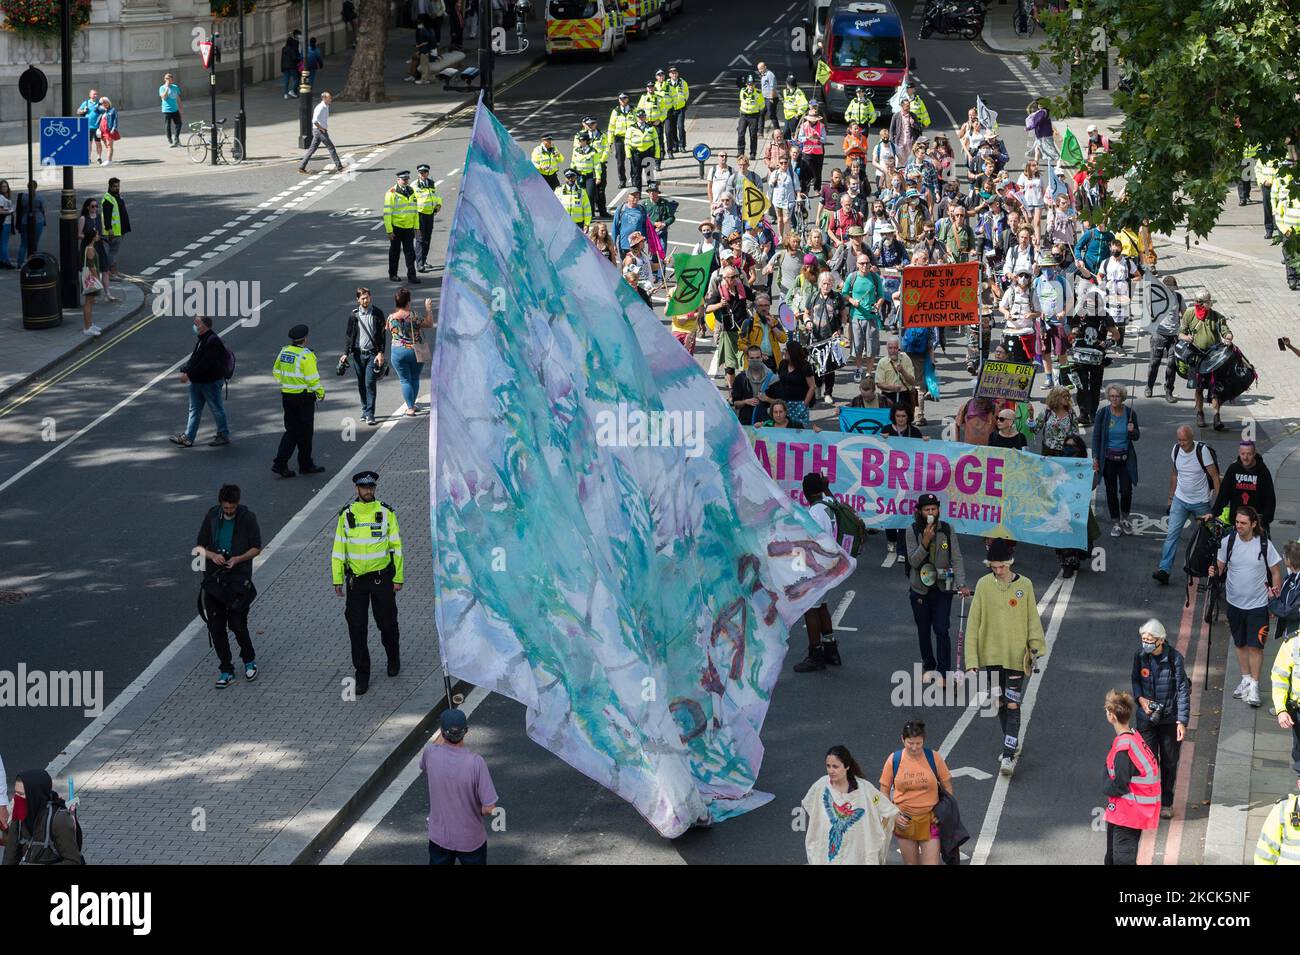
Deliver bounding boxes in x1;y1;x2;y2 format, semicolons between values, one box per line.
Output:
421;708;499;864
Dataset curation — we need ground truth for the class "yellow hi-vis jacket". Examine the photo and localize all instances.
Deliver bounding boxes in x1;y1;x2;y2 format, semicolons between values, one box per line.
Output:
637;91;666;124
556;183;592;228
665;77;689;110
382;186;419;230
531;144;564;176
272;345;324;398
1273;172;1300;233
911;93;932;127
571;145;598;176
1271;631;1300;714
1254;793;1300;865
625;121;659;156
413;176;443;215
739;87;764;115
332;498;404;584
608;103;634;138
845;96;876;126
782;87;809;121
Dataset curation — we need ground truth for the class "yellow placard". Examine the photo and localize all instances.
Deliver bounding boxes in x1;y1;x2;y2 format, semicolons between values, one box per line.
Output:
741;179;767;227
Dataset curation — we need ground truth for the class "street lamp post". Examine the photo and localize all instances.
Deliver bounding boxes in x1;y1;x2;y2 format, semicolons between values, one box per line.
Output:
298;1;313;149
236;0;247;151
58;0;79;309
479;0;493;111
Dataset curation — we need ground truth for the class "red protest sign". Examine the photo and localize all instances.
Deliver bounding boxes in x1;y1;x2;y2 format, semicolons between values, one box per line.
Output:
900;261;981;328
199;40;214;69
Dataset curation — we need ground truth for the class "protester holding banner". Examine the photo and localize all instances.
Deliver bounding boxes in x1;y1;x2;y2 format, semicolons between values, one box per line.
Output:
905;494;971;685
765;341;817;427
966;539;1046;777
1032;386;1081;457
1091;385;1141;538
957;396;998;446
875;337;918;417
989;406;1029;450
847;375;879;409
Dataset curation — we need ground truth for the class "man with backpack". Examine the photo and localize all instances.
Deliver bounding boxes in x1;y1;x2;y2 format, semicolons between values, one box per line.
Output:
1210;505;1283;709
904;494;971;684
170;314;232;448
1178;289;1233;430
2;770;84;864
196;484;263;689
1153;425;1221;586
793;472;864;673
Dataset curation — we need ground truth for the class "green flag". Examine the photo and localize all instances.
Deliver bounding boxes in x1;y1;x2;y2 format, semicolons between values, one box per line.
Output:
666;251;714;317
815;60;830;86
1060;128;1084;167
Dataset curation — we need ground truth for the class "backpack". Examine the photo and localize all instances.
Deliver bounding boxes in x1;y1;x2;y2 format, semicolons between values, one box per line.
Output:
1223;529;1273;591
901;325;930;353
891;746;940;782
1171;440;1217;485
20;802;85;865
1182;515;1227;580
902;522;953;579
817;498;866;558
222;345;236;381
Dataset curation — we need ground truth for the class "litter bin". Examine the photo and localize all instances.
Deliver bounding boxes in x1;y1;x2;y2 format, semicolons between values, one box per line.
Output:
20;252;61;330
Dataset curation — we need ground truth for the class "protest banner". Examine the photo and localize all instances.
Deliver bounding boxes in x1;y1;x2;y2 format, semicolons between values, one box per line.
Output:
899;261;980;328
665;250;713;317
749;428;1092;549
975;360;1037;402
839;406;891;434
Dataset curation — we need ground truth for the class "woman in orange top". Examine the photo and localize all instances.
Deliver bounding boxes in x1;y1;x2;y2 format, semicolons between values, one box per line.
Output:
842;122;869;181
879;720;954;865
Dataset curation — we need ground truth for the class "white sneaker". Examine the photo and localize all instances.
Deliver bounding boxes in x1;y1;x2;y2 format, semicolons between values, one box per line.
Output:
1232;675;1250;699
82;327;97;337
886;541;896;555
89;324;102;335
1110;522;1122;537
102;159;111;166
414;79;430;85
1245;681;1261;707
403;75;416;82
999;756;1015;777
1121;517;1134;535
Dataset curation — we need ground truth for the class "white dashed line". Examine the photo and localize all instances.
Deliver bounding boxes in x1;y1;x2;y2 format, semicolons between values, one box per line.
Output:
305;266;321;276
141;266;159;276
280;282;298;293
327;250;343;262
351;236;367;245
372;221;384;231
759;26;771;36
222;220;239;228
184;260;202;268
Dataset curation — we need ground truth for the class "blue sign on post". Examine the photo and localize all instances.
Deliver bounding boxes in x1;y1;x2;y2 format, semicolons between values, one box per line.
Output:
691;143;711;163
40;116;90;167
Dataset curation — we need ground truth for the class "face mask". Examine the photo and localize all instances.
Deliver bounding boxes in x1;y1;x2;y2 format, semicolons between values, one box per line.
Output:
12;793;26;823
1042;267;1056;279
194;324;202;335
746;360;765;377
1141;640;1158;654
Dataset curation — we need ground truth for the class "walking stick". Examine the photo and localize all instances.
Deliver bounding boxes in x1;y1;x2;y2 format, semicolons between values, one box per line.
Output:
955;595;968;673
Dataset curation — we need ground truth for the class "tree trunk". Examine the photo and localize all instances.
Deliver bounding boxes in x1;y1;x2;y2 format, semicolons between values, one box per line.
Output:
339;0;391;103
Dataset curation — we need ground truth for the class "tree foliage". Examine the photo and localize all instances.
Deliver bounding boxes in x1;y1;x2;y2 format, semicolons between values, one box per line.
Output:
1036;0;1300;249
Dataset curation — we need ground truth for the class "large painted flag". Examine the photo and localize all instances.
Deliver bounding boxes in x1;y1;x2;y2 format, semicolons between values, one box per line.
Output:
429;101;853;838
976;96;998;133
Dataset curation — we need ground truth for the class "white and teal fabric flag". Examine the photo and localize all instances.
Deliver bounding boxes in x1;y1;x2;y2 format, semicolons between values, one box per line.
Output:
976;96;998;132
429;101;853;838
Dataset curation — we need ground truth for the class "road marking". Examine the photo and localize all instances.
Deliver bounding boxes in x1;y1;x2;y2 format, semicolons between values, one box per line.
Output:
141;266;159;276
759;26;771;36
45;394;421;783
949;766;993;781
969;574;1075;865
305;266;321;276
372;221;385;231
327;250;344;262
745;40;758;51
514;67;605;129
319;685;492;865
1161;741;1195;865
351;235;367;245
830;589;859;633
445;168;460;176
730;54;752;67
280;282;298;293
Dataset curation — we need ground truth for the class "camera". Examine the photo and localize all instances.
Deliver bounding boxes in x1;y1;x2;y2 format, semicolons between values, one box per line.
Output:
336;354;350;376
1146;700;1166;724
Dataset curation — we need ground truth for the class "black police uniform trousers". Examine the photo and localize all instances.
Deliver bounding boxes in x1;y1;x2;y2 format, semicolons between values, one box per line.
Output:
612;135;627;187
274;391;318;470
203;591;255;674
664;108;680;153
415;212;435;267
1104;821;1141;865
388;226;417;279
581;172;603;217
629;147;655;190
542;172;560;189
670;108;686;154
653;123;666;168
737;112;761;159
1146;333;1178;393
345;568;400;677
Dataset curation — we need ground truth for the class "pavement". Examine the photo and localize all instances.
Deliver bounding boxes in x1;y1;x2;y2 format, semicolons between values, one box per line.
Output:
0;17;548;403
4;0;1295;866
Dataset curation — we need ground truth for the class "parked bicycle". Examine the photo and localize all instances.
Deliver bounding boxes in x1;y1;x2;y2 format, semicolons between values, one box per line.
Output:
186;118;244;166
1013;0;1036;37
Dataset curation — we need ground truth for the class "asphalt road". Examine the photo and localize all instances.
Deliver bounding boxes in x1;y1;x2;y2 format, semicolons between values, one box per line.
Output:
4;0;1245;863
335;2;1247;865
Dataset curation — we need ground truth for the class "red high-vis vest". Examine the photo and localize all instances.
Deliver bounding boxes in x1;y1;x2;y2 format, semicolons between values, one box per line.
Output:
1104;731;1161;830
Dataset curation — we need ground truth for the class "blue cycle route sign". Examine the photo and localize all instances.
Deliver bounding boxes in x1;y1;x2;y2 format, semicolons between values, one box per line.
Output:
40;116;90;167
692;143;711;163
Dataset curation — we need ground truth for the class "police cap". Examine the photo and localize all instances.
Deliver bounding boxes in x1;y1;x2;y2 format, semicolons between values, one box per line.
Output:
618;91;629;100
582;115;596;124
655;68;665;76
578;131;591;141
416;163;430;173
396;169;410;179
541;133;554;140
563;168;577;179
288;323;309;341
636;109;647;117
745;74;756;85
352;470;379;487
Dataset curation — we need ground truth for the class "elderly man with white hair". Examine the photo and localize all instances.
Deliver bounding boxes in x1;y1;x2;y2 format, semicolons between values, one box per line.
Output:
1130;618;1191;820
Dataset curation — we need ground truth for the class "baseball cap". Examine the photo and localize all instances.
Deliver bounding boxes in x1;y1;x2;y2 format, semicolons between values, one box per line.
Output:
440;708;468;742
1086;124;1098;133
917;493;940;510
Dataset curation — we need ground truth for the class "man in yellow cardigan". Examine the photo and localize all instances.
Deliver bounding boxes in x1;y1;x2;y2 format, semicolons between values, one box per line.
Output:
737;292;787;369
965;538;1046;778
